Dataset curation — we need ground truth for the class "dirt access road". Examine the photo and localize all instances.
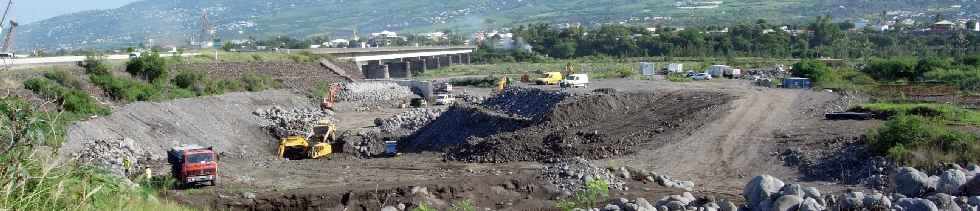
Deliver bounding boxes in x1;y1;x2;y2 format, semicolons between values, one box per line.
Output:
586;79;873;195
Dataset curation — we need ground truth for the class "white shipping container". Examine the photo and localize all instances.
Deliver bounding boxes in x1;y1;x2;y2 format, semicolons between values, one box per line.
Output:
640;62;656;76
668;63;684;73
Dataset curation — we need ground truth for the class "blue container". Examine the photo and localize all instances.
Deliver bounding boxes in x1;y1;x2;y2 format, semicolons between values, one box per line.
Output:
385;141;398;155
783;77;812;89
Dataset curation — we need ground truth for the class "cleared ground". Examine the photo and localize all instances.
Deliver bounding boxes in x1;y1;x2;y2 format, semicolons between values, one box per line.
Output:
62;78;877;210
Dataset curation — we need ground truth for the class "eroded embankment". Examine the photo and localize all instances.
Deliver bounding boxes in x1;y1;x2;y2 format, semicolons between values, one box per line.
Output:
60;90;313;163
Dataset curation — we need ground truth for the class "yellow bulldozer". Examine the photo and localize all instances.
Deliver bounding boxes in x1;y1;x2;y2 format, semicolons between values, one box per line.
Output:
278;119;338;160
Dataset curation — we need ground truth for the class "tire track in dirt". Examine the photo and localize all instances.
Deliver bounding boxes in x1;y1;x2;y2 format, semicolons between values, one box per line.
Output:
608;88;802;194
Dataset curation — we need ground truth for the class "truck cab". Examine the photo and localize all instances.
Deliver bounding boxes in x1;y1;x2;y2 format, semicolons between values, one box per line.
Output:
168;145;218;187
535;72;564;85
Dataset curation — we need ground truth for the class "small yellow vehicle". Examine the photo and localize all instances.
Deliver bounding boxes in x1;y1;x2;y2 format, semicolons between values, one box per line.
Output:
535;72;564;85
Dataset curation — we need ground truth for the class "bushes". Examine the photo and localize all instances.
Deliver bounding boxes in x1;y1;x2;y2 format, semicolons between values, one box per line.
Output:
241;73;277;91
125;52;168;82
449;75;501;88
23;78;108;116
81;54;111;75
90;74;162;102
555;179;610;210
44;70;84;89
667;72;692;82
856;103;980;124
867;115;980;166
171;70;207;93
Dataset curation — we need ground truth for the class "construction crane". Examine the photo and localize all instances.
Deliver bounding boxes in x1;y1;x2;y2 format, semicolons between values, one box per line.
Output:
0;0;14;70
1;20;18;53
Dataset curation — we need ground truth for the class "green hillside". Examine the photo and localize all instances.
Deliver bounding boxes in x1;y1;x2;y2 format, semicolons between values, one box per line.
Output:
14;0;979;51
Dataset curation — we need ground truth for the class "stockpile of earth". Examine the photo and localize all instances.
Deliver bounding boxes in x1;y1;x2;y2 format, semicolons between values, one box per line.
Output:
445;91;735;163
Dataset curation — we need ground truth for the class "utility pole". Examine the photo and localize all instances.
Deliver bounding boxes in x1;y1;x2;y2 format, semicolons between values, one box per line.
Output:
201;9;217;61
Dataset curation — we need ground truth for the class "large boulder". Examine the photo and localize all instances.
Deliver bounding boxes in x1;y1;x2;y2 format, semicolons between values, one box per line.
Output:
799;198;825;211
744;175;786;210
864;192;892;210
963;176;980;196
929;193;961;211
843;192;866;210
936;169;966;195
773;195;804;211
897;167;935;197
897;198;941;211
719;200;738;211
779;184;804;198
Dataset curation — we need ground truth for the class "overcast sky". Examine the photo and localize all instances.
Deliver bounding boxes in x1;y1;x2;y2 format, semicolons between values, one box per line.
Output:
8;0;140;24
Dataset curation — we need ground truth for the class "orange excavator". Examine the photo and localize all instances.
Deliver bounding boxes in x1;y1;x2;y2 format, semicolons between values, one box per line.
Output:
320;83;342;110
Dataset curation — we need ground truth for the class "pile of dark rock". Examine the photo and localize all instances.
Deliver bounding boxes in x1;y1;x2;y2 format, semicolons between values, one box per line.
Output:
482;87;568;121
337;129;389;158
542;157;626;195
254;106;333;139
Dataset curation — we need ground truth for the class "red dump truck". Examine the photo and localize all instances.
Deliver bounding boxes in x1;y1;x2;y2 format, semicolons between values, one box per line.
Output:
168;145;218;187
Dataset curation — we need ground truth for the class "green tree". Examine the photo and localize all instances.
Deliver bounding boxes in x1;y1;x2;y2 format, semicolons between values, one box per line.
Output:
125;51;168;82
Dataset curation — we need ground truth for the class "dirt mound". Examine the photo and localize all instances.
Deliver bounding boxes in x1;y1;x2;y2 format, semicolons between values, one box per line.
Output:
399;105;534;152
481;87;569;121
61;90;314;162
445;91;735;163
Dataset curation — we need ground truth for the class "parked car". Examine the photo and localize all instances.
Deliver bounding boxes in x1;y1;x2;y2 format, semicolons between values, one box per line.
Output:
434;94;455;105
560;74;589;88
690;73;713;80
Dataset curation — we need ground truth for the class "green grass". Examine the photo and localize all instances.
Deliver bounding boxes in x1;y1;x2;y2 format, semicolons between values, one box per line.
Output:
856;103;980;125
667;73;692;82
866;115;980;168
0;97;191;210
555;179;610;211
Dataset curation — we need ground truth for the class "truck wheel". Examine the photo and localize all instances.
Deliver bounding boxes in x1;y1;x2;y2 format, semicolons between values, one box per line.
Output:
210;178;217;186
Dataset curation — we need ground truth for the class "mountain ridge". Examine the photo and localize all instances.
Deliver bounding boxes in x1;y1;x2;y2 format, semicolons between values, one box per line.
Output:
13;0;978;51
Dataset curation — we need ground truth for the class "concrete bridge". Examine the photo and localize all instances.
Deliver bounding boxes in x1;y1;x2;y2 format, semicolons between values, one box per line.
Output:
299;47;475;79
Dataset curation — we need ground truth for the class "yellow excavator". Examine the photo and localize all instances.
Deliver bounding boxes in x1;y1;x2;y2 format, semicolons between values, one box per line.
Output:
278;119;338;160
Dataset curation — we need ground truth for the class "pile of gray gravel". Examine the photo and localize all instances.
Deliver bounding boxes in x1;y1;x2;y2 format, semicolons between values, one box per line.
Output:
338;82;416;109
374;108;445;134
71;138;149;178
254;106;333;139
541;157;625;195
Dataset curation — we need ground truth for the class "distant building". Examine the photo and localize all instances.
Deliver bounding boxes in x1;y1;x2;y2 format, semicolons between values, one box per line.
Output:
424;32;448;40
368;30;405;47
327;39;350;48
932;20;956;33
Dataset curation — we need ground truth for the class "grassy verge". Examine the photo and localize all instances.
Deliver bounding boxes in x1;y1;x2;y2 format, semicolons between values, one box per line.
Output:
0;97;191;210
855;103;980;125
866;115;979;168
666;73;692;82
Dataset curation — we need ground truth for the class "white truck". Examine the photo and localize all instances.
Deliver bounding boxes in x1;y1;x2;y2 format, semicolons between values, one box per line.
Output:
560;74;590;88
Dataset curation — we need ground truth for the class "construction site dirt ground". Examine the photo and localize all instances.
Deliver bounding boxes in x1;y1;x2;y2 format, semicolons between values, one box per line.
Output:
65;78;879;210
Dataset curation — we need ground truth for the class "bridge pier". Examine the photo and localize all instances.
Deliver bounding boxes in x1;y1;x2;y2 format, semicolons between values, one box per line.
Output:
461;53;471;65
363;60;390;79
387;61;412;78
407;57;427;76
438;55;450;67
426;56;441;70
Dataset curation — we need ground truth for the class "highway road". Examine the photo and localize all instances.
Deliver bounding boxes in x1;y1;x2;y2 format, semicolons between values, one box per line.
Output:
6;53;201;67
